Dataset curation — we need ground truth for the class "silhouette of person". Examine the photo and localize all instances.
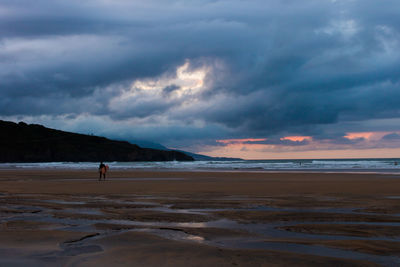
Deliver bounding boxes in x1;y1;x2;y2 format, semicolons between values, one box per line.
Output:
99;162;106;181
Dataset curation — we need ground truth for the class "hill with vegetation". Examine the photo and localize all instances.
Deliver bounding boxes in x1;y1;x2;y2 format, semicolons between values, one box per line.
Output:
0;120;193;162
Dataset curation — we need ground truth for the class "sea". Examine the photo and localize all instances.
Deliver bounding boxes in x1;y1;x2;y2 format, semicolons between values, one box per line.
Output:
1;158;400;173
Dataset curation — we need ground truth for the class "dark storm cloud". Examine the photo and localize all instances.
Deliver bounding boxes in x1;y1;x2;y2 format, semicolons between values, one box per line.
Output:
383;133;400;140
162;85;181;97
243;139;310;146
326;137;365;145
1;0;400;146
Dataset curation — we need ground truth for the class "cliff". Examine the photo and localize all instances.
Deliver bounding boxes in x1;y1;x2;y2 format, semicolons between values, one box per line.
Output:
0;120;193;162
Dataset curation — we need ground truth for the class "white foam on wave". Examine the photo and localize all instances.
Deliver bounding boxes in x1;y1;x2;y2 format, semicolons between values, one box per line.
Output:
0;159;399;172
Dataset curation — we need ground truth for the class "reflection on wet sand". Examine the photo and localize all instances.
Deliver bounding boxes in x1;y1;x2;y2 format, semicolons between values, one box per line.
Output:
2;193;400;266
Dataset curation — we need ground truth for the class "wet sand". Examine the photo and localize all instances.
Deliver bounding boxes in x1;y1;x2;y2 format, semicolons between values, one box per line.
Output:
1;169;400;266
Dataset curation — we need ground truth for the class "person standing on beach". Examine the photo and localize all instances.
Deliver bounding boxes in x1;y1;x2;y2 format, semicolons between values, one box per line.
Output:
99;162;107;181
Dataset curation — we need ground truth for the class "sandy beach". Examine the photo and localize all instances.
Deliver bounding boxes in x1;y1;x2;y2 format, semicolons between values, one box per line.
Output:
1;169;400;266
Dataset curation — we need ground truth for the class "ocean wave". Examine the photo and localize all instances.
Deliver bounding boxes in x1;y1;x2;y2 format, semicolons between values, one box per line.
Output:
0;158;399;172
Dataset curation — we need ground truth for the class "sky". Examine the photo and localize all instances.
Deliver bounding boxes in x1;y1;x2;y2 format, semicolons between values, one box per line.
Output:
1;0;400;159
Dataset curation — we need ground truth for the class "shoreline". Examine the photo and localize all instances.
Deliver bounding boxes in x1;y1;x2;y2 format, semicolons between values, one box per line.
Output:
1;158;399;175
1;166;400;175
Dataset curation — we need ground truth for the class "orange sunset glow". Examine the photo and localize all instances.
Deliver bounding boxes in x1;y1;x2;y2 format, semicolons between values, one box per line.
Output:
200;131;400;159
344;132;374;140
280;136;312;142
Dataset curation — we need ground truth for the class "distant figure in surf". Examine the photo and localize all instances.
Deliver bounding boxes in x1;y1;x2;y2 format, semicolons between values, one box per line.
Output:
99;162;107;181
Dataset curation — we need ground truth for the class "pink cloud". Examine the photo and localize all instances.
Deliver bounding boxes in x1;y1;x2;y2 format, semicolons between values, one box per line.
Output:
201;131;400;159
344;132;374;140
280;136;312;142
